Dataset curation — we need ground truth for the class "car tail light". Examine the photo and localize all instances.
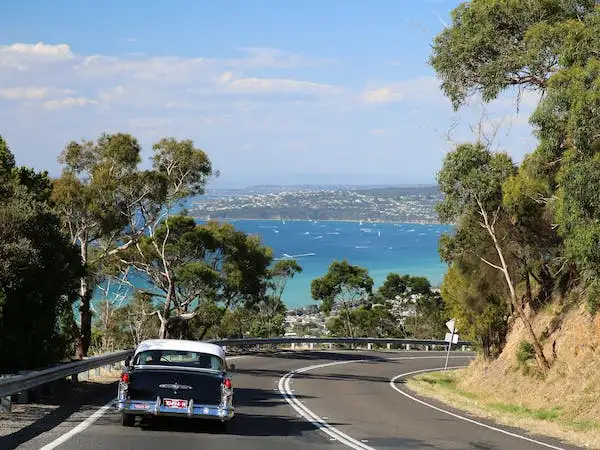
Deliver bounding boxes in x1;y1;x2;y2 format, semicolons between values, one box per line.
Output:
121;373;130;383
223;378;232;390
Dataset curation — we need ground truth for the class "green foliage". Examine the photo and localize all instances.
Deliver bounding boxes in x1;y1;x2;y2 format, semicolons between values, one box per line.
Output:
433;0;600;323
437;143;516;223
378;272;411;299
430;0;596;109
516;340;536;365
0;136;82;371
377;272;447;338
53;133;215;356
441;264;509;360
312;260;373;337
311;260;373;314
115;216;273;338
326;302;405;338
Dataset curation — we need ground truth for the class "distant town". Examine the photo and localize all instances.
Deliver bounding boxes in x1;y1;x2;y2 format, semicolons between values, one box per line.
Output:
191;185;442;223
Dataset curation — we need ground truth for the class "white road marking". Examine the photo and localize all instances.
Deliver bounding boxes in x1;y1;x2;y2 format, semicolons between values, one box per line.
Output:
279;360;375;450
278;355;473;450
39;399;115;450
39;354;250;448
390;368;568;450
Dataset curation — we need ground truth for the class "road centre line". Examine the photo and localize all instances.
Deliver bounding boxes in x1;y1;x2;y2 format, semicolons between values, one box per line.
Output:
390;368;568;450
278;355;473;450
279;360;375;450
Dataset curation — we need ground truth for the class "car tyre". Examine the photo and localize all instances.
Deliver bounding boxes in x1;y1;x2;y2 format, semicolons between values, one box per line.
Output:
121;413;136;427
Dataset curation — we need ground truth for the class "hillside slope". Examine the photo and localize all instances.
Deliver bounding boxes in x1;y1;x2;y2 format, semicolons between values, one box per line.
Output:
441;300;600;447
460;302;600;422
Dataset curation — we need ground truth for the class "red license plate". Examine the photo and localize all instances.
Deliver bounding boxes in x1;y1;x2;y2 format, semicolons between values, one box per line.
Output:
163;398;188;409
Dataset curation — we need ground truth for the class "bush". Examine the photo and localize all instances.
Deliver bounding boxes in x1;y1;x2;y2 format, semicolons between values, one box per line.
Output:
516;341;535;365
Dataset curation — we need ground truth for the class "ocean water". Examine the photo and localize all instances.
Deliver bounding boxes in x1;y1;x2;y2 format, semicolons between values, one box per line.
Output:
227;220;452;309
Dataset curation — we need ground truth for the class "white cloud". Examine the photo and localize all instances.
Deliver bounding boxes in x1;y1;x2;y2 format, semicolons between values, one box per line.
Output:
0;43;73;71
235;47;334;69
43;97;98;110
1;42;73;58
362;77;442;104
0;86;76;101
0;87;49;100
217;71;343;95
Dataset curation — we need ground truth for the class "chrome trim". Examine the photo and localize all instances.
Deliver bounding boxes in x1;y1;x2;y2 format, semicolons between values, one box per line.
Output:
118;399;234;420
158;383;193;390
154;396;161;415
187;398;194;417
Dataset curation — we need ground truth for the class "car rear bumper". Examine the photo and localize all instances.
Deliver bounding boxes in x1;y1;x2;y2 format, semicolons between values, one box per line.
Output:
117;398;234;420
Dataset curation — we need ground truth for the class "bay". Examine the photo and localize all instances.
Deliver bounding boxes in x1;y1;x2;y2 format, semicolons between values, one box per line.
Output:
226;219;452;309
93;219;452;310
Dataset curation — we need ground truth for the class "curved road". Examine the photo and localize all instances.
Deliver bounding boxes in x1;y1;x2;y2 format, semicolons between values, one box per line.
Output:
9;350;583;450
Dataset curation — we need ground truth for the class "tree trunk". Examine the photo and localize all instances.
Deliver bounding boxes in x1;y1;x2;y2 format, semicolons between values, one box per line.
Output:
480;205;550;371
341;300;354;338
199;325;209;340
159;282;176;339
158;317;168;339
76;236;92;359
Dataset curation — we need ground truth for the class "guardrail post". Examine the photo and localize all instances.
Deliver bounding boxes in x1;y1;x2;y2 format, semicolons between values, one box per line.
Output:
425;345;429;351
17;370;30;403
461;345;466;352
405;344;411;350
387;343;391;350
291;343;295;350
309;342;314;350
0;395;11;413
367;343;372;350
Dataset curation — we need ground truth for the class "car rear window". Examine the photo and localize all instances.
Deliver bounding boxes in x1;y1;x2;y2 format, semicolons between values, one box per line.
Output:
133;350;224;370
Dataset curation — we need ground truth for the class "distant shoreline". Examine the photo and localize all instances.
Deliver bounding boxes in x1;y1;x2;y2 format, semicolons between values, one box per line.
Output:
193;216;448;226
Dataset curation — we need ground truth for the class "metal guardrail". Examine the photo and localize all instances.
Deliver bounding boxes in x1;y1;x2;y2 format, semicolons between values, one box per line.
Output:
210;337;471;347
0;349;132;398
0;337;472;400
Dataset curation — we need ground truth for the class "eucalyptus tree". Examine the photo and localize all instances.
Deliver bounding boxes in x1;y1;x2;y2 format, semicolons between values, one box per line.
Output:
52;134;213;357
0;136;82;371
115;217;273;338
311;260;373;338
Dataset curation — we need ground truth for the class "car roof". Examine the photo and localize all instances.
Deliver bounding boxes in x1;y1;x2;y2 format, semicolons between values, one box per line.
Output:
134;339;225;359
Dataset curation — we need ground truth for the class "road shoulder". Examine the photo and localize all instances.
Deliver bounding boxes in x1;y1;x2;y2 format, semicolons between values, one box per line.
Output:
406;370;598;449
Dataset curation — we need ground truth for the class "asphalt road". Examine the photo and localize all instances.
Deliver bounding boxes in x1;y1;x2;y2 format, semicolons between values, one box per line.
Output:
4;350;585;450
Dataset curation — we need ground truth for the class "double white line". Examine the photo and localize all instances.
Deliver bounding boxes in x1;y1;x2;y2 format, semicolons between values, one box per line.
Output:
278;359;375;450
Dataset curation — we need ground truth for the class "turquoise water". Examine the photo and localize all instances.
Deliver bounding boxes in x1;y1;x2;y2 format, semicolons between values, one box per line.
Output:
93;220;452;310
227;220;452;308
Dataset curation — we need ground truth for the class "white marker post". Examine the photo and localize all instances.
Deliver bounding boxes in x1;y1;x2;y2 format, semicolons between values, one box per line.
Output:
444;319;458;371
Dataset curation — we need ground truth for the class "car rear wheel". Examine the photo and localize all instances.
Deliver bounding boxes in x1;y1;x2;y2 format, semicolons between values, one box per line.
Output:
121;413;136;427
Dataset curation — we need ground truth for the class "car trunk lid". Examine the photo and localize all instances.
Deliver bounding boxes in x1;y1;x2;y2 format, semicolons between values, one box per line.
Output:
128;367;223;405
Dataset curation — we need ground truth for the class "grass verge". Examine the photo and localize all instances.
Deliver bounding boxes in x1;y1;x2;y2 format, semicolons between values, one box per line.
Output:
407;370;600;448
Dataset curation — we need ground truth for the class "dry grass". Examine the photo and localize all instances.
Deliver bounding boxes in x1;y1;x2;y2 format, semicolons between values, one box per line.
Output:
407;301;600;449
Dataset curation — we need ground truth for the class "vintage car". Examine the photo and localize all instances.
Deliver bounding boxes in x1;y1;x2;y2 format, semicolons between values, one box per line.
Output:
117;339;235;429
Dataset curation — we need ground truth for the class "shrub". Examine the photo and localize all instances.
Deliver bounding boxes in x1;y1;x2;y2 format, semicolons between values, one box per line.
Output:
516;341;535;365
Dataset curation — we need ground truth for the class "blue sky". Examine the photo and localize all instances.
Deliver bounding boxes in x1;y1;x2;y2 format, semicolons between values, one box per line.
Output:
0;0;538;187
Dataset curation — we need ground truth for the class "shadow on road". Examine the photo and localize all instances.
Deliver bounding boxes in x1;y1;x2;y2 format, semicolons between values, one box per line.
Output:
0;381;117;450
266;350;392;362
136;413;349;437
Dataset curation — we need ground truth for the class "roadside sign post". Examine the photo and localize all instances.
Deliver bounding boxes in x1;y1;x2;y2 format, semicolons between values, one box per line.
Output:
444;319;458;371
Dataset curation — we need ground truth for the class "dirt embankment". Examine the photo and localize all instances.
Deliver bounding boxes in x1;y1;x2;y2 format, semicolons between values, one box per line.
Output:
409;300;600;448
461;302;600;424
